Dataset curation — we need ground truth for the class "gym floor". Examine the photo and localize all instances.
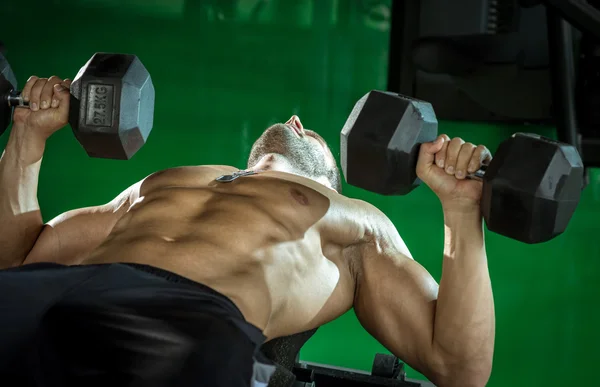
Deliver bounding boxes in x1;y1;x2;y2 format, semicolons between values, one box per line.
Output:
1;1;599;386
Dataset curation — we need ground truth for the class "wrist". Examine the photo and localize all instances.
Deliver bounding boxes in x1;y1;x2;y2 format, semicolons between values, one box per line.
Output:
442;203;482;230
443;209;485;258
441;199;481;216
6;123;46;164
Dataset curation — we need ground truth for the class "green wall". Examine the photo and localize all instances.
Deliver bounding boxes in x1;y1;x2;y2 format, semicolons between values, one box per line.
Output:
1;1;599;385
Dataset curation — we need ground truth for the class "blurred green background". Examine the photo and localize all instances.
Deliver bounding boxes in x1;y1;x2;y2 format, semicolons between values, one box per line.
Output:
1;0;599;385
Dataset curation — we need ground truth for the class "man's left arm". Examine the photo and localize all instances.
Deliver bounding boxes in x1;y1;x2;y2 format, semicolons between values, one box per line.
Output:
353;209;493;387
353;136;495;387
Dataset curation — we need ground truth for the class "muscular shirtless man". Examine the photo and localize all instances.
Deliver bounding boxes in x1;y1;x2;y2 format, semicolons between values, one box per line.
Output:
0;76;494;387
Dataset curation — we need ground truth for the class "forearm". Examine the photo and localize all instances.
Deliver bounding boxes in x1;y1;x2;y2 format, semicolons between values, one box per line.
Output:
0;123;45;267
432;206;494;386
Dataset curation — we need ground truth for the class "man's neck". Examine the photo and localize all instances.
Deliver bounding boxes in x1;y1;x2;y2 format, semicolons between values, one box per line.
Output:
248;154;294;174
246;154;335;191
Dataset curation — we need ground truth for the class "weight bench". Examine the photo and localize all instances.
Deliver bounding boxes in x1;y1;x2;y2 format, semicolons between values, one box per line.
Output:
260;329;435;387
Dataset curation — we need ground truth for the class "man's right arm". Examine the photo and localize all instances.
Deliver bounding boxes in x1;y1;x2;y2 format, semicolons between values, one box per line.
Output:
0;75;151;268
0;75;76;268
0;123;46;267
0;119;140;268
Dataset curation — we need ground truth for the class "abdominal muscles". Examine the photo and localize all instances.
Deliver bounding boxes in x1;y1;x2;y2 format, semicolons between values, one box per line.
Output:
84;179;351;333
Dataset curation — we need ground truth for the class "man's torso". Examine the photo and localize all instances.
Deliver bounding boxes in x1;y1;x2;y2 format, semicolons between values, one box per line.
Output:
71;166;373;339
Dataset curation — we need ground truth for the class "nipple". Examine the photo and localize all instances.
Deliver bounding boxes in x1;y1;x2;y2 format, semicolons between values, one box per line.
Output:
290;188;309;205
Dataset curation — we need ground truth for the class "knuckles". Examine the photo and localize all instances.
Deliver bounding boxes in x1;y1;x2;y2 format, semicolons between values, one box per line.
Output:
26;75;66;89
438;137;482;155
421;135;492;183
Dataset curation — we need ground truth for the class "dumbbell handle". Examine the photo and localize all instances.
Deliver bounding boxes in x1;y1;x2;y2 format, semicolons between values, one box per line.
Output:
470;165;487;180
5;89;32;108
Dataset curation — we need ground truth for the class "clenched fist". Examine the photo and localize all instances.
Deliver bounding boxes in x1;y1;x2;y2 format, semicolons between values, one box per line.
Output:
12;76;72;139
416;135;492;209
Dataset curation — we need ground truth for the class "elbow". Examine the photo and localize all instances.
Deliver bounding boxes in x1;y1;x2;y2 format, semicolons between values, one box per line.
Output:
0;256;25;270
444;371;491;387
428;357;492;387
0;245;29;269
426;333;494;387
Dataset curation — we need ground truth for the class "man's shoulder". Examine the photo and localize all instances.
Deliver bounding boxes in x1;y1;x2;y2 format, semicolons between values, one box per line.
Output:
341;198;412;258
345;197;392;225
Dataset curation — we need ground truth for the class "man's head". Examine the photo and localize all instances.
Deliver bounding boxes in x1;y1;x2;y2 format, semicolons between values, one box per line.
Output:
247;116;342;193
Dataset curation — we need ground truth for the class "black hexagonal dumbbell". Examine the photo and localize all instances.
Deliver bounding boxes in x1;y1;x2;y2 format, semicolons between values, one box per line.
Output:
0;52;154;160
341;91;584;244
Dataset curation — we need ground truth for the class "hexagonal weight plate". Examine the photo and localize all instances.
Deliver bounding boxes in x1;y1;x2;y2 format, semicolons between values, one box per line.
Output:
341;91;438;195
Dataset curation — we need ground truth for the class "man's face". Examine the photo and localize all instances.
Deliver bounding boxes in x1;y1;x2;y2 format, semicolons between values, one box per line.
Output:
247;116;339;187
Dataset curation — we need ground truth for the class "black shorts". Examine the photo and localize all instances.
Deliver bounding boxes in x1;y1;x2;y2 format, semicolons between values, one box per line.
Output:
0;262;274;387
